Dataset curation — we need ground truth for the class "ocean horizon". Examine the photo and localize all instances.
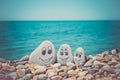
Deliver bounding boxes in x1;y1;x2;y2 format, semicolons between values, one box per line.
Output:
0;20;120;60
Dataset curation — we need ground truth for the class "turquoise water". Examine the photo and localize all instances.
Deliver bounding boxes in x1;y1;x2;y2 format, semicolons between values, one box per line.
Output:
0;21;120;60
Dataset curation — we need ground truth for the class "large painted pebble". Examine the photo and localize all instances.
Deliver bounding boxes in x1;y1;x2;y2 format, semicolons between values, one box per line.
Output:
74;47;85;64
57;44;73;65
29;40;56;66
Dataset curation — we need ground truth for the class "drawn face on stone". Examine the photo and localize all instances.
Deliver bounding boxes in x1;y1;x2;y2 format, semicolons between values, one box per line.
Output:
74;48;85;64
29;40;56;65
57;44;73;65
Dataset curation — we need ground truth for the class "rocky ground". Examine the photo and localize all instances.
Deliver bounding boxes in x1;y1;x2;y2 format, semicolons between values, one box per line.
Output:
0;49;120;80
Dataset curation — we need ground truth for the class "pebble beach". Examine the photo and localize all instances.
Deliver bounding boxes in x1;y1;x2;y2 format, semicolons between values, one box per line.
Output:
0;49;120;80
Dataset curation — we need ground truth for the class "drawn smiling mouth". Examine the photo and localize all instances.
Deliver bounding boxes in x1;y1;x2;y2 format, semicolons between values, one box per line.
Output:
39;56;53;63
60;57;69;62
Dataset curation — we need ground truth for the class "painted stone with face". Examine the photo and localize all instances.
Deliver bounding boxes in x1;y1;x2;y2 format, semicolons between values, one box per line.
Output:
29;40;56;66
57;44;73;65
74;47;85;64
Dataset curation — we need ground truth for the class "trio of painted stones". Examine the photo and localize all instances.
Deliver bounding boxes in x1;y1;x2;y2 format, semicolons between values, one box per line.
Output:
29;40;85;66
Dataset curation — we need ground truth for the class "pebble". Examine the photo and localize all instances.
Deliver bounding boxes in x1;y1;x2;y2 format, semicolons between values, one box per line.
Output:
51;76;62;80
8;72;18;78
47;72;57;78
61;72;69;78
84;59;93;67
115;63;120;69
78;71;88;77
0;58;9;63
34;68;46;75
38;74;47;80
16;65;26;70
9;66;16;72
51;63;61;69
64;76;76;80
67;70;77;77
16;69;25;78
16;61;28;65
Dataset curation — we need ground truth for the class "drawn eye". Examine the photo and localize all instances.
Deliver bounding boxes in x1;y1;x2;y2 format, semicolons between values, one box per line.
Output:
60;52;63;55
48;46;52;54
65;52;68;56
65;48;67;51
42;47;46;55
76;52;78;56
79;54;81;57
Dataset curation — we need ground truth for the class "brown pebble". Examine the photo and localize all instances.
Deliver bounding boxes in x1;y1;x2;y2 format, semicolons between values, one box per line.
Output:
16;69;25;78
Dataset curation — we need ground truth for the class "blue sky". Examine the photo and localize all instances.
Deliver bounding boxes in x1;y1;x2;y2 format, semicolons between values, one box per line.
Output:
0;0;120;20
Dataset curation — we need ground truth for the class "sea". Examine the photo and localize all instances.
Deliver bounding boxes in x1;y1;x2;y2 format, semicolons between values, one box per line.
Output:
0;21;120;60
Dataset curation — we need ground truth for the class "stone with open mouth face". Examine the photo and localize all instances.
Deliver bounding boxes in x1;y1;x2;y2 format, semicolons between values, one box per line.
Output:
57;44;73;65
74;47;85;64
29;40;56;66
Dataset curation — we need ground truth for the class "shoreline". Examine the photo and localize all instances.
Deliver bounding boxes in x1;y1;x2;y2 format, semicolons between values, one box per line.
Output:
0;49;120;80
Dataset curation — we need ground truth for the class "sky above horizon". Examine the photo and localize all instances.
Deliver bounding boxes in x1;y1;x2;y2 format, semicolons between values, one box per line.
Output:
0;0;120;20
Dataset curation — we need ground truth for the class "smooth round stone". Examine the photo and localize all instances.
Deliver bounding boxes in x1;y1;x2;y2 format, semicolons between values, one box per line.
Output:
34;68;46;75
51;76;62;80
79;66;87;71
16;69;25;78
0;75;13;80
85;74;94;80
16;61;28;65
74;47;85;64
34;65;47;70
47;72;57;78
9;66;16;72
57;44;73;65
84;59;93;67
102;51;109;57
78;71;88;77
64;76;76;80
115;63;120;69
18;75;31;80
61;72;69;78
2;63;10;69
67;70;77;77
111;49;119;54
38;74;47;80
29;40;56;66
56;68;64;74
24;68;31;74
16;65;26;70
66;62;74;67
93;61;102;66
88;55;95;60
67;64;76;70
51;63;61;69
8;72;18;79
33;75;39;80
